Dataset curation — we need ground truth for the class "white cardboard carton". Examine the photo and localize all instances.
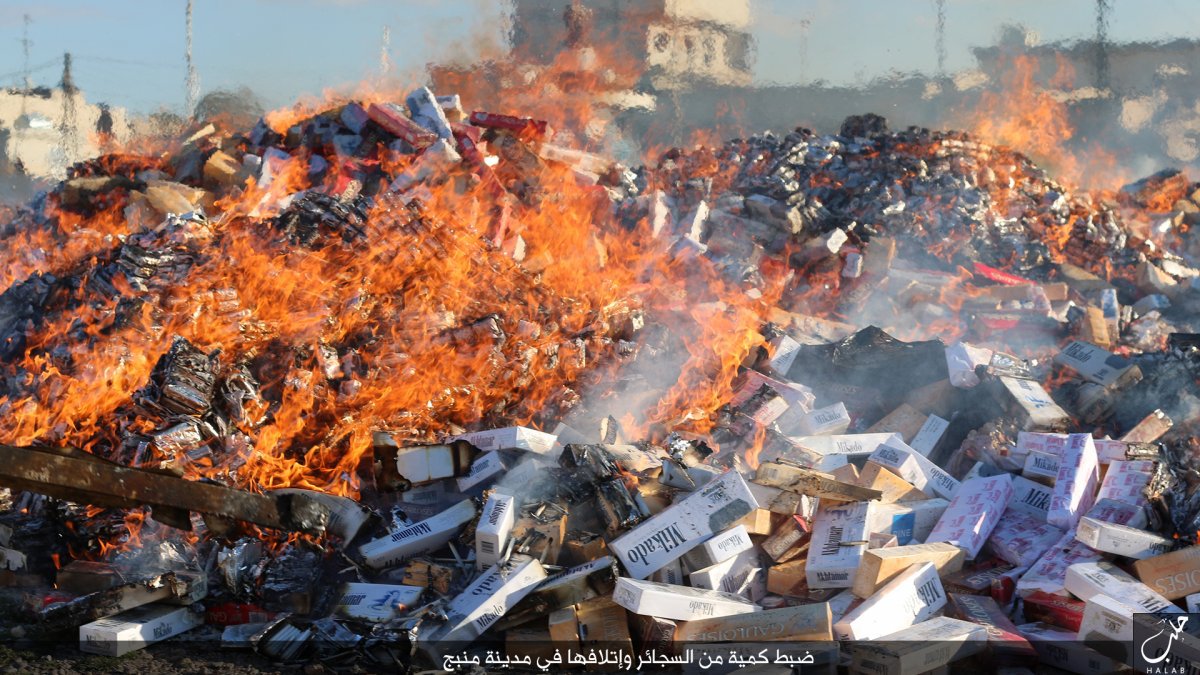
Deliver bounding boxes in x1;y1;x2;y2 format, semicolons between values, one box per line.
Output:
681;525;753;571
807;501;874;589
79;604;202;657
612;577;760;621
456;451;506;492
926;474;1014;559
797;402;852;436
1015;530;1105;597
1022;450;1060;484
986;511;1064;567
1074;516;1173;559
453;426;556;454
850;616;987;675
334;583;424;622
1054;341;1140;389
422;554;547;646
475;493;517;570
832;561;946;641
868;438;960;500
1064;561;1183;615
1096;459;1154;507
1047;434;1099;530
688;548;764;601
360;499;476;569
909;415;949;457
1007;475;1054;520
870;499;950;545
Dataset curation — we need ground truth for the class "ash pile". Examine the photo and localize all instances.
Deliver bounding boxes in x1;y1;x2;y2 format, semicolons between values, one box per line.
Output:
1;87;1200;674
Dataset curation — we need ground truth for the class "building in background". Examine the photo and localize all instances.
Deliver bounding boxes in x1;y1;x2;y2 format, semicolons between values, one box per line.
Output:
0;83;130;181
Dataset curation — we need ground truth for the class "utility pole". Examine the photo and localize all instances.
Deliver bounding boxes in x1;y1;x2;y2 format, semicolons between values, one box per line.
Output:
380;25;391;76
186;0;200;117
14;14;32;158
59;52;79;170
1095;0;1110;90
935;0;947;80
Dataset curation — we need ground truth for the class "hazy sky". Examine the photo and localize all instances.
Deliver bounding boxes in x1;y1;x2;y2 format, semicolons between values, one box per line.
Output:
1;0;1199;114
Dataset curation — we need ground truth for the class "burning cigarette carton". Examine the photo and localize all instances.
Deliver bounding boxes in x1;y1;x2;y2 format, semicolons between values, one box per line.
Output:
366;102;437;150
392;444;460;484
870;499;950;545
1133;545;1200;600
783;433;901;463
674;602;833;642
766;333;802;376
272;488;372;541
926;474;1014;559
420;554;547;647
79;603;202;657
995;377;1070;431
1120;409;1174;443
496;556;617;631
1007;475;1054;521
851;542;965;599
475;493;517;570
1015;622;1124;675
1074;516;1173;559
1092;438;1129;464
1053;341;1142;389
796;402;851;436
909;414;949;457
849;616;988;675
806;501;874;589
681;524;754;571
1022;450;1060;485
986;512;1064;567
1096;459;1154;507
1047;434;1099;531
453;426;556;455
1064;561;1183;615
612;577;759;621
456;451;506;492
946;593;1038;666
688;548;764;601
946;342;994;388
753;461;883;502
833;561;947;641
730;370;814;411
868;438;960;500
609;470;758;580
405;87;453;140
1014;530;1104;597
333;583;423;622
359;499;476;569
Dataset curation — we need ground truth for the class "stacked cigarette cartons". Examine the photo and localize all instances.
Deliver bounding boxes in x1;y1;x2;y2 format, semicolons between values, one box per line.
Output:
1064;561;1184;616
609;471;758;579
79;604;203;656
688;548;765;600
1022;451;1059;485
612;578;759;621
1007;475;1053;520
681;525;754;571
1053;341;1142;389
926;474;1013;559
869;499;950;545
796;402;851;435
454;426;557;454
848;616;988;675
1096;459;1154;507
806;501;874;588
1047;434;1099;530
1015;530;1105;597
833;561;947;640
419;554;547;647
359;499;476;568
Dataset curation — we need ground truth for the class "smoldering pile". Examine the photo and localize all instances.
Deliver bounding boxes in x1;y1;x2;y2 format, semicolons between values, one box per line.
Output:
0;87;1199;672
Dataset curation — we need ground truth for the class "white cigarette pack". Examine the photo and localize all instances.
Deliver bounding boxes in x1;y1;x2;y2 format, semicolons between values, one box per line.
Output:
475;493;517;570
1007;475;1053;520
1015;530;1105;597
1096;459;1154;507
946;342;994;388
1074;516;1172;559
1064;561;1182;615
909;415;949;456
1085;497;1148;528
1016;432;1070;457
688;548;764;600
986;511;1064;567
1022;450;1059;484
453;426;556;455
926;474;1014;559
870;499;950;545
394;445;457;484
609;470;758;579
649;557;686;586
612;577;760;621
360;499;476;569
807;501;874;589
1079;592;1137;641
79;604;202;656
1093;438;1129;464
797;402;851;436
833;562;946;641
424;554;547;645
850;617;987;675
334;583;424;622
1047;434;1099;530
456;451;506;492
767;334;803;375
998;377;1070;430
681;525;753;571
868;438;960;500
770;433;900;469
1054;341;1140;389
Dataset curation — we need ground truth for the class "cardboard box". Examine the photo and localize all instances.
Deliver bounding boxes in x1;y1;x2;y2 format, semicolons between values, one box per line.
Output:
868;438;960;500
419;555;547;646
1095;459;1154;507
849;616;987;675
776;433;901;466
333;583;423;622
1133;545;1200;600
681;524;755;571
1015;622;1124;675
796;402;851;436
575;597;633;662
360;499;476;569
475;493;517;570
855;462;927;504
79;604;202;657
688;548;764;600
806;501;874;589
851;542;965;599
1007;475;1053;520
945;593;1037;666
1078;592;1137;642
1014;531;1104;597
612;578;759;621
754;461;883;502
1047;434;1099;530
609;471;758;580
995;377;1070;431
1074;516;1173;559
760;515;810;562
865;403;928;443
674;602;832;642
498;556;617;630
909;415;949;457
925;474;1014;559
1021;450;1059;485
456;451;506;492
1021;591;1084;632
833;561;947;641
1053;341;1141;389
393;444;460;484
766;558;808;597
986;512;1064;567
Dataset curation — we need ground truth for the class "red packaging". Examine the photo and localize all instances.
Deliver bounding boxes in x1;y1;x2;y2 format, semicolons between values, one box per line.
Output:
451;124;506;199
973;262;1029;286
1021;591;1084;633
205;602;276;627
943;558;1016;595
946;593;1038;666
366;102;437;151
469;111;550;139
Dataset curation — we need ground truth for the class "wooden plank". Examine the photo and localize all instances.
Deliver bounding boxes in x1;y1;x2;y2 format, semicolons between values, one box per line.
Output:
754;461;883;502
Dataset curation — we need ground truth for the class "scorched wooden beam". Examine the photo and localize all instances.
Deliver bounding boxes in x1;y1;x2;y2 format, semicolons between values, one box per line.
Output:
0;445;329;535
